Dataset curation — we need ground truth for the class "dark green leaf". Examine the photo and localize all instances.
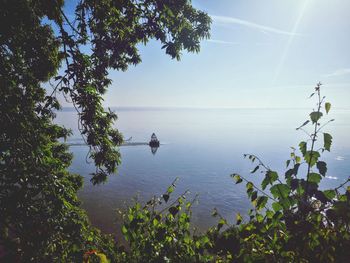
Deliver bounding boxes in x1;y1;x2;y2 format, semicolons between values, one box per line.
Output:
251;165;259;174
290;179;299;190
325;102;331;114
308;173;321;184
304;151;320;167
316;161;327;176
323;190;336;200
262;177;269;190
296;120;310;130
323;133;332;151
270;184;290;199
310;111;323;123
272;202;283;212
163;194;170;203
299;141;307;156
256;196;268;210
267;171;278;182
286;160;291;168
261;171;278;190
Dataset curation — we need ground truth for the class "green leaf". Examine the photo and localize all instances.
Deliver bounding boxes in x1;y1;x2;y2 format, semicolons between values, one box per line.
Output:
316;161;327;176
286;160;291;168
299;141;307;156
296;120;310;130
279;198;292;209
251;165;259;174
270;184;290;199
246;182;254;191
285;163;300;180
272;202;283;212
96;253;109;263
310;111;323;124
236;213;242;225
323;190;336;200
304;151;320;167
323;133;333;152
152;218;159;227
262;171;279;190
246;182;254;197
308;173;322;184
167;185;174;194
256;196;268;210
325;102;331;114
268;171;278;182
121;225;128;235
232;174;243;184
218;218;227;230
262;178;269;190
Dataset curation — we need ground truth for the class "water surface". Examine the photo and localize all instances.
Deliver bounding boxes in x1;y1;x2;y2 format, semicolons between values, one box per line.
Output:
56;108;350;235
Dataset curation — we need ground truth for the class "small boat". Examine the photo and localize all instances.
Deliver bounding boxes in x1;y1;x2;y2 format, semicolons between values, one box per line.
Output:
149;133;160;147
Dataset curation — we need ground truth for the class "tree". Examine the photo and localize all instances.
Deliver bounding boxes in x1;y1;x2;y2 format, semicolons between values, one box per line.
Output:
0;0;211;261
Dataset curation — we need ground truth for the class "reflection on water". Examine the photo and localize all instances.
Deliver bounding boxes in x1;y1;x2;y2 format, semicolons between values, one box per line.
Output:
150;146;159;155
56;108;350;235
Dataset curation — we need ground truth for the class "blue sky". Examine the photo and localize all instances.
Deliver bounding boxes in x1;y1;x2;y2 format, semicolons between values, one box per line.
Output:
64;0;350;109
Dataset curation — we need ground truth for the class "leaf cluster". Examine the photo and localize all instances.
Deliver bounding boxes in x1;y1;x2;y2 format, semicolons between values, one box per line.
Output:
117;179;215;262
53;0;211;184
229;84;350;262
0;0;210;261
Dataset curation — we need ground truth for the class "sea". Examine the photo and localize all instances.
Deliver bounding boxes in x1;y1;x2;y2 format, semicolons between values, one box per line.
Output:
55;107;350;236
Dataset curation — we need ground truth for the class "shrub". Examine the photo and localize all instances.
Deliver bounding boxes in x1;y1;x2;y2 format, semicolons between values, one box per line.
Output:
116;83;350;263
230;83;350;262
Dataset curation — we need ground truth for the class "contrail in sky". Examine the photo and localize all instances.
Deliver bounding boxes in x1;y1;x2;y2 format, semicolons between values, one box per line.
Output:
211;15;301;36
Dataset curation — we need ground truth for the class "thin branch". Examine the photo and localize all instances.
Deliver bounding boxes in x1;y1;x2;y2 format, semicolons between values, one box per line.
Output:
59;8;81;36
305;83;322;201
237;174;277;202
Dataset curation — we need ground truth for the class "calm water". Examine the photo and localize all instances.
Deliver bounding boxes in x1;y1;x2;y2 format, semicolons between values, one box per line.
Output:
56;108;350;236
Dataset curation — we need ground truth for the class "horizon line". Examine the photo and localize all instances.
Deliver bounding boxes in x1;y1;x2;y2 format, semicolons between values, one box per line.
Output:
60;106;350;111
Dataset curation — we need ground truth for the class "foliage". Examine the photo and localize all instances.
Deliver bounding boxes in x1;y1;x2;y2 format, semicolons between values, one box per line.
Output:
229;83;350;262
114;84;350;263
0;0;210;261
51;0;211;184
2;0;349;262
117;179;217;263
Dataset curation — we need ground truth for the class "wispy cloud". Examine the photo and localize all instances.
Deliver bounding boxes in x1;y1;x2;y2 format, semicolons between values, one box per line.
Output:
324;68;350;78
207;39;271;46
207;39;240;45
211;15;301;36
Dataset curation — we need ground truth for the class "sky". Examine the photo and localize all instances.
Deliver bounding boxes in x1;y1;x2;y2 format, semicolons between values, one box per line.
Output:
63;0;350;109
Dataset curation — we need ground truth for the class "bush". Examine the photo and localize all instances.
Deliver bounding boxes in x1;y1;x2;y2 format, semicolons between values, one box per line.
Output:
113;83;350;263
